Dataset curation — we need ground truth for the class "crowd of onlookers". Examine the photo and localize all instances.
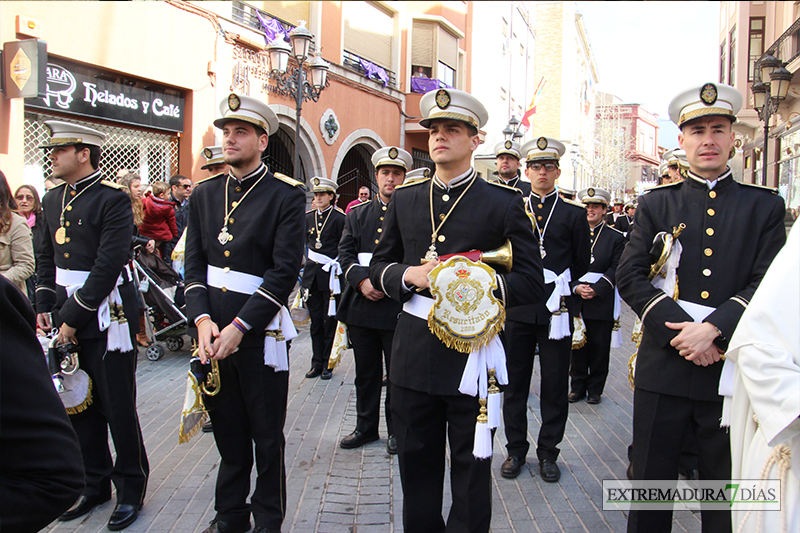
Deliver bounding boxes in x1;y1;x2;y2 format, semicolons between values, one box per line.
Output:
0;169;192;336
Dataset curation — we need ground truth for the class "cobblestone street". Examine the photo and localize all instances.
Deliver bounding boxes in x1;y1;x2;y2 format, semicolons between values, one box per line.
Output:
45;305;702;533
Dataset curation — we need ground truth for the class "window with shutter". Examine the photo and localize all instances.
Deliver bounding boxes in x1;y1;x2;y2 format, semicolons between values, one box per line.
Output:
344;2;393;69
412;21;435;68
438;26;458;69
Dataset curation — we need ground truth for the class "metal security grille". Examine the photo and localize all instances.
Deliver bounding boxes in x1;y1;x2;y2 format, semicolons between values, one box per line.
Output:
24;111;179;183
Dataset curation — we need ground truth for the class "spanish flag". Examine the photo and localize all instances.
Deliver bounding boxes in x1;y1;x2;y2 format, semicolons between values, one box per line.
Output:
521;77;546;129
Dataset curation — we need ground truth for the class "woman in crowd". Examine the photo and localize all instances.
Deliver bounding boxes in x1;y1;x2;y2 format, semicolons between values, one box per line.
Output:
0;171;35;295
118;172;155;347
14;184;43;303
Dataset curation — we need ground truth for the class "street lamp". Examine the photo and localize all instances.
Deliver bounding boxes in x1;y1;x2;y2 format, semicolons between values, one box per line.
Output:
751;52;792;186
502;116;524;142
570;145;580;191
267;22;330;182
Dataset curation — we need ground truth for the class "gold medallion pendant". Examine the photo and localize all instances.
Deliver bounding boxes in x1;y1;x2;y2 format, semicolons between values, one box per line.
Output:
55;226;67;245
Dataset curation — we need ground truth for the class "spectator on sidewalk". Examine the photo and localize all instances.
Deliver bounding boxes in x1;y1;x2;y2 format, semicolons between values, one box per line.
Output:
345;186;370;213
163;174;192;262
140;181;177;258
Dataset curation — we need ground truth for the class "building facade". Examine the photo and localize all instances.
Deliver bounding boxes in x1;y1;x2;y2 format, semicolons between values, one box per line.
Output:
1;1;474;210
529;1;599;192
719;1;800;214
470;1;537;178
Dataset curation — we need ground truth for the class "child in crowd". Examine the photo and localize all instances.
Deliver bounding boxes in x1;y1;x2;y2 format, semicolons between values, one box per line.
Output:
140;181;177;257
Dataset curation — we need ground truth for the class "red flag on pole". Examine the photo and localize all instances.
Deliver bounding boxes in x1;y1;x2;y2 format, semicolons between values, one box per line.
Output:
521;78;546;129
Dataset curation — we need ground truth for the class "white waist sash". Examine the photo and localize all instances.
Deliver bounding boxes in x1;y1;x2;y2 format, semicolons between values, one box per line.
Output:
357;253;373;267
307;249;342;315
56;267;131;352
56;267;126;332
207;265;261;294
403;293;507;458
206;265;295;372
543;268;572;339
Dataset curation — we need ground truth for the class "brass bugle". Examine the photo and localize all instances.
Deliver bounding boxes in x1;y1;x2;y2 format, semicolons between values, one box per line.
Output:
437;239;513;273
192;348;221;396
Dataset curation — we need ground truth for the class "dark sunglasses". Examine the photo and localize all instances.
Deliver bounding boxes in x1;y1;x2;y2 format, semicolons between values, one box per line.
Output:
179;184;192;189
15;194;35;201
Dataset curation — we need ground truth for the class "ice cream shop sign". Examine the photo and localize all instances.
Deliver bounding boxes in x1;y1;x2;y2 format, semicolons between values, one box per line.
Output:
25;60;185;132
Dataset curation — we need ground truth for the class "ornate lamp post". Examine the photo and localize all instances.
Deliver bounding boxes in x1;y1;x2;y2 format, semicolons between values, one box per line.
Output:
267;22;330;182
751;52;792;186
502;116;524;142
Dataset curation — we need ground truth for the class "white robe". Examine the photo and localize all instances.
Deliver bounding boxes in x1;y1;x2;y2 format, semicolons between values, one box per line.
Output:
726;223;800;533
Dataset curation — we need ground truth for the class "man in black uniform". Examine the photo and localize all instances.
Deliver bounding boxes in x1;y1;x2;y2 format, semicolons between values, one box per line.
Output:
614;202;636;240
370;88;543;532
491;139;532;195
337;146;411;454
569;187;625;404
185;94;306;533
605;199;624;227
35;121;149;530
501;136;591;483
618;82;786;532
302;177;346;380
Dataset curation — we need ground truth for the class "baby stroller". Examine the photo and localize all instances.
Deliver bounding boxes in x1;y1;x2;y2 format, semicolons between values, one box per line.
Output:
132;250;188;361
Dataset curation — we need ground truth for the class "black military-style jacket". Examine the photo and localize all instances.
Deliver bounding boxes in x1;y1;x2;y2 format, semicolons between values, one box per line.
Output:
507;189;591;325
369;172;544;395
572;222;625;321
615;214;634;240
184;164;306;348
301;205;346;293
490;174;532;196
336;198;401;330
35;171;138;338
617;169;786;401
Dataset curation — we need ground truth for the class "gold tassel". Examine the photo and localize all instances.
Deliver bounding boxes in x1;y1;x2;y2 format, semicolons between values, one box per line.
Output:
627;352;637;389
65;377;94;415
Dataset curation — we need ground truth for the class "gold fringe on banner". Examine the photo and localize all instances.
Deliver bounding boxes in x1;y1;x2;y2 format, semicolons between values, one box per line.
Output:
572;316;587;350
65;377;93;415
427;306;505;354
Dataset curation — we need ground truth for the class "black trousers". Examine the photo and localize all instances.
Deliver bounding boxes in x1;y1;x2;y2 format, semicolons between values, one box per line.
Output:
627;388;731;533
391;384;492;533
306;287;338;370
69;338;149;505
205;347;289;530
503;320;572;462
569;318;613;396
348;325;393;437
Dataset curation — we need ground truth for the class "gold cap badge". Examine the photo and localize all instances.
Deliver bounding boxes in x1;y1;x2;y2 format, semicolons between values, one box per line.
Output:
536;137;548;151
587;187;595;197
504;140;512;149
313;177;320;186
435;89;451;109
700;83;718;106
388;147;398;159
228;93;241;111
203;148;213;158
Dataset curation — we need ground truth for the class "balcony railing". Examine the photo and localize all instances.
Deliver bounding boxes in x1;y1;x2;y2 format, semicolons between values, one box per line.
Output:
755;16;800;81
342;50;397;89
231;1;316;53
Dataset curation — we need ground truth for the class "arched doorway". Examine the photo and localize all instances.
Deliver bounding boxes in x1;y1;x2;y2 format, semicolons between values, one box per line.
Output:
336;144;374;209
262;126;306;182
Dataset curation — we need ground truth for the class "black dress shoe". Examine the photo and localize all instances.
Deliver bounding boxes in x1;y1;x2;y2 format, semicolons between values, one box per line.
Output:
202;421;214;433
107;503;142;531
501;456;524;479
539;459;561;482
201;518;252;533
587;394;602;404
58;493;111;521
320;368;333;380
340;430;379;449
386;435;397;455
305;367;322;379
568;392;585;403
